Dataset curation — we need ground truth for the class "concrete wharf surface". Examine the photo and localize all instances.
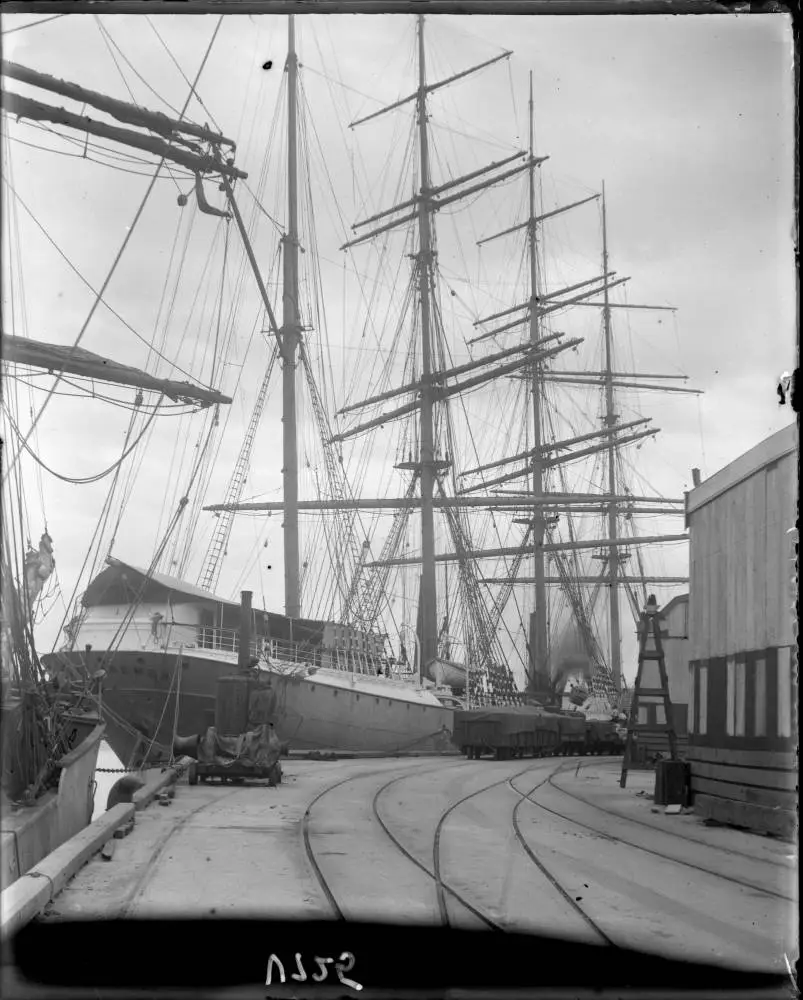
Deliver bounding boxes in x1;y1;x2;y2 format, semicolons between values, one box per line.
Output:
38;755;796;974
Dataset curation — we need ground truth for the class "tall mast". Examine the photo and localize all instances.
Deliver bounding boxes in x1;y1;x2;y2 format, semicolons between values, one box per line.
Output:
282;15;301;619
601;185;622;691
526;72;548;695
209;26;697;712
416;14;438;674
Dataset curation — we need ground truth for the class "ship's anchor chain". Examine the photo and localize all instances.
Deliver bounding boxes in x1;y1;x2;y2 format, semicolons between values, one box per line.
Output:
96;761;172;774
96;766;145;773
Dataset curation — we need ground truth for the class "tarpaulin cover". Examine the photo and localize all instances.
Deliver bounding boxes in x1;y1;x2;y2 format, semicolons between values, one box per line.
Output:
197;723;281;771
453;707;562;743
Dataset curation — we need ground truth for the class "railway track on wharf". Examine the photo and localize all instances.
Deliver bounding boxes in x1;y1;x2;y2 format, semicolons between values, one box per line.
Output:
118;789;244;915
35;755;791;973
302;756;615;946
509;760;795;903
545;761;797;871
301;757;473;922
426;757;614;943
37;785;246;922
507;763;617;946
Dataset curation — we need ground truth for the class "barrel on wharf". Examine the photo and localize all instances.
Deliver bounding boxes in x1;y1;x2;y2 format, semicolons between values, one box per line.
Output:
685;424;798;840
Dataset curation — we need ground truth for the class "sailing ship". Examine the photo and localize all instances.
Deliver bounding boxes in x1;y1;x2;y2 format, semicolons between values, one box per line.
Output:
4;14;696;767
1;38;238;857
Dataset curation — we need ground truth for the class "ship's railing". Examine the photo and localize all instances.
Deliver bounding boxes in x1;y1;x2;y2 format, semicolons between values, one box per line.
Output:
71;617;421;685
195;626;261;658
193;626;394;678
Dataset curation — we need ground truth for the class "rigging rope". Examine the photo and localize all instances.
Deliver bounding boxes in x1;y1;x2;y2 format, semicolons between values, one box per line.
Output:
48;401;150;654
2;134;46;540
96;416;219;671
94;15;138;105
3;131;194;181
197;343;279;594
2;398;163;485
5;117;198;174
1;14;66;34
2;15;224;487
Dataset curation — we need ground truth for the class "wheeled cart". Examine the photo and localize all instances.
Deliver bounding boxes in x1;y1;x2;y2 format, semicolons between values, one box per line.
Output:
187;758;282;787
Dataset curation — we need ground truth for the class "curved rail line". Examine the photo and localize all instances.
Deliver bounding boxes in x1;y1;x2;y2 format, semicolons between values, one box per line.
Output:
120;786;243;916
546;763;795;870
374;757;614;945
301;758;471;920
373;761;545;930
509;767;794;903
509;772;616;947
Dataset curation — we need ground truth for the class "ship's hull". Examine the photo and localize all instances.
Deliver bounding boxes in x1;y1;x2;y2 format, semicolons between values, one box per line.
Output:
1;713;104;892
45;648;455;765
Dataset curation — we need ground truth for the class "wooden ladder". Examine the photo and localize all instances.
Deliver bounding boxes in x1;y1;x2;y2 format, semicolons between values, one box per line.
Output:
620;596;678;788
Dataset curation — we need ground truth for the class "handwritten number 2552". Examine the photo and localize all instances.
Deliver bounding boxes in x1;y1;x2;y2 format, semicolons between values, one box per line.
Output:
266;952;362;991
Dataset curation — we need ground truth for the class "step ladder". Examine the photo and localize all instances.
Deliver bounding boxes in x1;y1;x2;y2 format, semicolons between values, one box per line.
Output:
620;595;678;788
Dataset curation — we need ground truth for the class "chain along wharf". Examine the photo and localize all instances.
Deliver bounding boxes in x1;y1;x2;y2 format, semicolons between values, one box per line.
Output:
1;751;795;979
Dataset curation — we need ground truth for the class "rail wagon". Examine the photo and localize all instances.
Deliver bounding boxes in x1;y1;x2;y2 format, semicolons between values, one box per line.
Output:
551;711;586;755
452;706;561;760
453;706;626;760
584;718;625;756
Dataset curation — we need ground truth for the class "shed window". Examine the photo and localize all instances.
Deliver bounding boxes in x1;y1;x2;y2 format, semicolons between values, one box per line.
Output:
725;658;736;736
753;659;766;737
698;666;708;735
777;647;792;738
688;664;695;734
735;660;746;737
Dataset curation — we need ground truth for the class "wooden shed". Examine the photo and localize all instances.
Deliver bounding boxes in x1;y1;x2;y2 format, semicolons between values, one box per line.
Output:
685;422;798;839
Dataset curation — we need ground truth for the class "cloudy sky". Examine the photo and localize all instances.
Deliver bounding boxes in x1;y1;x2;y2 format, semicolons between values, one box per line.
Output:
1;9;796;682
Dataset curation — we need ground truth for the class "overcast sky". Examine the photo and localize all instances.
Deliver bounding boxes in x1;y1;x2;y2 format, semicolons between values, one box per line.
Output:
1;10;796;681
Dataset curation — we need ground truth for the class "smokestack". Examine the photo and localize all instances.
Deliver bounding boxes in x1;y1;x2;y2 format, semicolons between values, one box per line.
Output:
238;590;253;671
691;468;701;487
